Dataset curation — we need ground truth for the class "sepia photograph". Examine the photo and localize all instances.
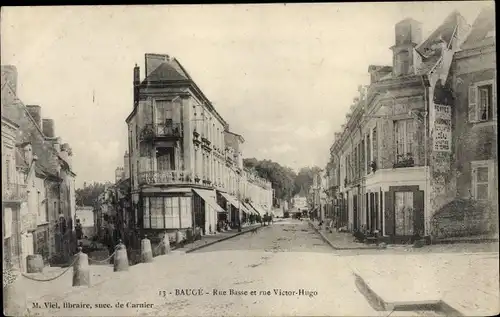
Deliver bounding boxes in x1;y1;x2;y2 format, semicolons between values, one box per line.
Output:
1;2;498;316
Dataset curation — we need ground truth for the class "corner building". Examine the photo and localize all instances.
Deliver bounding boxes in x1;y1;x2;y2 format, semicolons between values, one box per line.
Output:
126;54;272;244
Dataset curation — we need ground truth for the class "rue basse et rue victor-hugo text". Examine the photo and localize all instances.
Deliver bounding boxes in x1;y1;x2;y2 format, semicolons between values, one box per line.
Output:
160;289;318;298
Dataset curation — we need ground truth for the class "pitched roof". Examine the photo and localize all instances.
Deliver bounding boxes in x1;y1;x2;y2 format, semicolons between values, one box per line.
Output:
142;59;190;83
1;75;60;178
461;6;495;49
416;11;464;57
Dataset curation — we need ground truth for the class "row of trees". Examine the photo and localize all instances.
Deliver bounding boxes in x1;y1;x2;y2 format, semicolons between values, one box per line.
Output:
243;158;320;206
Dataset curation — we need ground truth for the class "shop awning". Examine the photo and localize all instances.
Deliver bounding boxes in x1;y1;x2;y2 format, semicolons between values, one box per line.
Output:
193;189;226;213
250;203;268;216
246;203;261;215
242;202;256;215
220;192;251;214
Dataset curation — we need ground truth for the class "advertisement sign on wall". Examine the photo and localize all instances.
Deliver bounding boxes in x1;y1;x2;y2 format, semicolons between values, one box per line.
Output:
433;104;452;152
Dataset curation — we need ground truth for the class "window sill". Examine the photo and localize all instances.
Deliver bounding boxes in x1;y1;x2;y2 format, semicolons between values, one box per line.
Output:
470;120;497;128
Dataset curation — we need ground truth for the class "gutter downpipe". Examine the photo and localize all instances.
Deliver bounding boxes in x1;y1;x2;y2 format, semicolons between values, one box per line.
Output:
421;74;430;237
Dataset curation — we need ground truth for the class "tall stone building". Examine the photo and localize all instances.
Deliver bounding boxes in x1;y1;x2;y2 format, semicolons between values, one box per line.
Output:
329;11;473;242
1;65;77;269
126;54;272;246
430;6;497;238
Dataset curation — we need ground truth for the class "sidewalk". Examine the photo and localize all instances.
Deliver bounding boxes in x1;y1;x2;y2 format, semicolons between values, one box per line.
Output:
308;220;378;250
174;222;265;253
350;252;500;316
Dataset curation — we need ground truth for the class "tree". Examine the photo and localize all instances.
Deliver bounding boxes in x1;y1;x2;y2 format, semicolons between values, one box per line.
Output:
75;182;111;207
243;158;297;205
293;166;321;197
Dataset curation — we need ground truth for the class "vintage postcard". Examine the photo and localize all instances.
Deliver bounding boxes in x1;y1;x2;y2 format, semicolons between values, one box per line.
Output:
2;2;498;316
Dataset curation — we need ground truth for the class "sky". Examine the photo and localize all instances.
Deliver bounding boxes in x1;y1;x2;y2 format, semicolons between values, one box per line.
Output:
1;2;492;188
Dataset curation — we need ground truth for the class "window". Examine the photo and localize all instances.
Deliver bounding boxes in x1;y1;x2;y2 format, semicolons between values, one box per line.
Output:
143;197;150;228
394;119;415;163
155;100;172;124
180;197;192;228
471;161;493;200
366;134;371;174
469;81;496;123
150;197;163;229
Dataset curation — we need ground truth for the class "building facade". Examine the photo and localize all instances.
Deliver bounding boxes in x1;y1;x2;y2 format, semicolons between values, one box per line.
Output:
125;54;272;245
430;7;497;238
328;11;480;242
2;65;77;269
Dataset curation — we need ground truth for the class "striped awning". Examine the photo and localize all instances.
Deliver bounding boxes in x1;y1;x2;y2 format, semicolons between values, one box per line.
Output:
219;192;251;214
193;189;226;213
242;202;256;215
250;203;268;216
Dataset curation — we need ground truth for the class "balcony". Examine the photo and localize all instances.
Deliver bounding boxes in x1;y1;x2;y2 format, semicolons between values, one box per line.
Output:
138;170;193;185
140;122;182;141
2;183;28;202
393;153;415;168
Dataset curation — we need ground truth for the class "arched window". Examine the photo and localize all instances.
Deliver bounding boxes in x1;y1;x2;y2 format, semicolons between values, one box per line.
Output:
397;50;411;75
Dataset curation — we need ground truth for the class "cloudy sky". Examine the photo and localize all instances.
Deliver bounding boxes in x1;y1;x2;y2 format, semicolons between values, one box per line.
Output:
1;2;491;188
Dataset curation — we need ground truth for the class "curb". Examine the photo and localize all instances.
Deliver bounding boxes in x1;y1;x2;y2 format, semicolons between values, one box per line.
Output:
353;272;464;316
185;225;266;253
308;221;379;251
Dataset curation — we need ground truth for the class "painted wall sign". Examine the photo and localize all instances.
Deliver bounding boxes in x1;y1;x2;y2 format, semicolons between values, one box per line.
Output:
432;104;452;152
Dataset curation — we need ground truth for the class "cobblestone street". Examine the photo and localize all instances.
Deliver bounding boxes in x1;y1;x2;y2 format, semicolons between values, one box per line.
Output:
12;219;498;317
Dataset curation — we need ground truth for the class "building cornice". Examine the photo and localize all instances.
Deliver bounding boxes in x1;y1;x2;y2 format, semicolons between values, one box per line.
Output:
454;43;495;60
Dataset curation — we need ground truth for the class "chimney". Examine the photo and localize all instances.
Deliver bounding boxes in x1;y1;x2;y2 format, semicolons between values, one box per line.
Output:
124;151;130;179
60;143;73;169
26;105;42;129
1;65;18;94
145;53;169;78
52;137;61;153
42;118;55;138
133;64;140;107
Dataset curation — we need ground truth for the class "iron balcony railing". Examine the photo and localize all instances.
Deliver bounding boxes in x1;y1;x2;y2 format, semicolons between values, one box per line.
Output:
138;170;194;185
140;122;182;140
2;183;28;201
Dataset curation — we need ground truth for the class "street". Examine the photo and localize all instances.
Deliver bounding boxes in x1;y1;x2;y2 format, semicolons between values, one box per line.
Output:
21;219;499;316
24;219;378;316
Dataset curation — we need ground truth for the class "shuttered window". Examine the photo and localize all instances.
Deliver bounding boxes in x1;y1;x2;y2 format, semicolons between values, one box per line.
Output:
469;80;496;123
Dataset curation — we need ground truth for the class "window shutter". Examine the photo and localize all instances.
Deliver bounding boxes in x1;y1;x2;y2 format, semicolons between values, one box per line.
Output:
468;85;477;123
493;79;497;121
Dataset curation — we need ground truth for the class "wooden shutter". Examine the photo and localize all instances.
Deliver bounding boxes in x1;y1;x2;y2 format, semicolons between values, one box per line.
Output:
384;191;394;236
493;78;497;121
413;190;425;236
468;85;477;123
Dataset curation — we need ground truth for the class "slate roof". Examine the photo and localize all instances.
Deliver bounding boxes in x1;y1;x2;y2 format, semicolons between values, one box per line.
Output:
416;11;463;57
1;75;61;178
461;6;495;49
142;58;191;83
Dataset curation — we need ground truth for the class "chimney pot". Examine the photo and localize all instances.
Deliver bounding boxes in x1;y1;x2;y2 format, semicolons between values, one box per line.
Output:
42;118;55;138
26;105;42;129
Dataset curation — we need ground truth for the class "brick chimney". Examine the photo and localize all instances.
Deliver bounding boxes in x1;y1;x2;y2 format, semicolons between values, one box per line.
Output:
26;105;42;129
133;64;140;107
42;118;55;138
1;65;18;94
